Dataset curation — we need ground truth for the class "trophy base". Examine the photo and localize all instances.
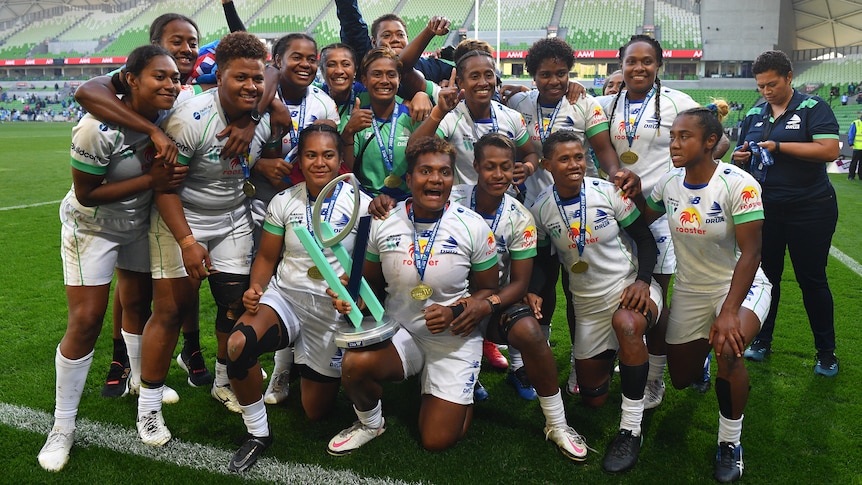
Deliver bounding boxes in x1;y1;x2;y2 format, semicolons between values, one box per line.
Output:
335;316;399;349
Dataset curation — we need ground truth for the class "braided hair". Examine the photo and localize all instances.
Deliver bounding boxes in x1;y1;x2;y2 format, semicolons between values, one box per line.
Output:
607;35;664;135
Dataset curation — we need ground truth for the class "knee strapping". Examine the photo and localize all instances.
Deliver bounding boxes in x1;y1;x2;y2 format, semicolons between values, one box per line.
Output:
209;272;249;333
498;304;535;342
226;323;285;380
580;378;610;398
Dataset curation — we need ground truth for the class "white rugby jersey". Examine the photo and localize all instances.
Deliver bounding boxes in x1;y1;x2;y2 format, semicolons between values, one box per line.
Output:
648;163;768;292
161;89;274;211
605;86;699;195
508;90;610;206
67;110;170;220
450;184;537;287
531;177;641;298
263;180;370;295
367;200;498;335
436;100;530;186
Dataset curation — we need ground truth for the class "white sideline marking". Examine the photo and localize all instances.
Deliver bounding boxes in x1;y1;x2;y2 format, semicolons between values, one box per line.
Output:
0;200;61;211
0;402;422;484
830;246;862;278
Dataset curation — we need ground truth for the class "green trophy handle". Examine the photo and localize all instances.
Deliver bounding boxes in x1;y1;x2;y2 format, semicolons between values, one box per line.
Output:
320;222;384;322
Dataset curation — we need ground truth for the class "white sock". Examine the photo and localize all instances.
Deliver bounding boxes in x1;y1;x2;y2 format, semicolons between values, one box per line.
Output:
509;347;524;371
271;347;294;377
215;361;229;387
121;330;141;387
137;385;163;415
355;400;383;429
240;398;270;438
53;345;94;429
718;413;743;446
647;354;666;381
620;395;645;436
537;390;567;429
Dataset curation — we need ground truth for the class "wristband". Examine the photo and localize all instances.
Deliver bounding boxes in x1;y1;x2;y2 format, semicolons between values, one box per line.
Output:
485;294;501;314
429;107;444;123
774;141;780;153
450;302;466;320
178;235;197;249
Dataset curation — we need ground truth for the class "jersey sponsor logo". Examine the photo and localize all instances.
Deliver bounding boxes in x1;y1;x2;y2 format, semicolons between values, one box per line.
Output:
592;106;604;120
405;241;438;266
332;213;351;231
384;234;401;250
485;231;497;255
755;121;763;127
739;186;763;210
593;209;611;229
98;123;109;132
677;208;706;234
70;142;101;163
785;114;801;130
497;234;508;253
705;201;725;223
567;223;597;248
439;236;460;255
522;226;536;248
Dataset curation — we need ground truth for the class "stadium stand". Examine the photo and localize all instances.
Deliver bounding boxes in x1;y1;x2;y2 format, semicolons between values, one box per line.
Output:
0;12;88;58
58;5;150;42
400;0;472;52
312;0;400;49
474;0;553;32
195;0;267;39
654;0;701;50
793;54;862;89
560;0;644;50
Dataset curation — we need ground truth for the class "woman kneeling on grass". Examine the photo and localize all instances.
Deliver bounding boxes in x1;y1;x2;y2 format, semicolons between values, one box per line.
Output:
643;107;772;483
38;45;185;472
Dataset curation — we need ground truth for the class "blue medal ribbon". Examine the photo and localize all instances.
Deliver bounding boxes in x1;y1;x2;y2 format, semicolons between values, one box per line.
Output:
278;84;308;150
371;104;401;176
553;183;587;259
305;181;343;238
623;87;656;149
469;102;499;142
470;185;504;235
536;98;563;143
408;201;448;283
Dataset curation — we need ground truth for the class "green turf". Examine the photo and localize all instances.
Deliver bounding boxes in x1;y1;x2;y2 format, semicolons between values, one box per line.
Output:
0;122;860;483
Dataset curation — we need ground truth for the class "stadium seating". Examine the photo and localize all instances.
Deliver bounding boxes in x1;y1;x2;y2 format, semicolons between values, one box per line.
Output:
561;0;644;50
474;0;553;32
793;54;862;88
654;0;701;50
400;0;472;52
312;0;400;50
0;12;88;57
58;5;150;42
196;0;267;40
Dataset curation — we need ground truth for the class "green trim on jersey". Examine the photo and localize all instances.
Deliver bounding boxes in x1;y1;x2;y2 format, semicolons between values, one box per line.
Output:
472;255;499;272
178;154;191;166
263;220;286;236
70;157;106;175
812;133;839;139
585;121;609;139
514;129;529;147
537;238;551;247
733;210;764;225
366;252;381;263
646;197;665;213
617;207;641;228
510;246;537;260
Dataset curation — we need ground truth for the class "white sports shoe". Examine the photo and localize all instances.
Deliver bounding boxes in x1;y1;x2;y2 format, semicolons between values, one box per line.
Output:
137;410;171;446
264;370;290;405
644;378;665;410
37;426;75;471
566;366;579;395
544;425;588;462
327;419;386;456
128;381;180;404
211;384;241;413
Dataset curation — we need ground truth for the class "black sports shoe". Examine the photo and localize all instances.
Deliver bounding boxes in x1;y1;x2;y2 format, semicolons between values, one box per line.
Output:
602;429;642;473
176;349;213;387
714;441;744;482
101;359;130;397
229;430;273;473
814;351;839;377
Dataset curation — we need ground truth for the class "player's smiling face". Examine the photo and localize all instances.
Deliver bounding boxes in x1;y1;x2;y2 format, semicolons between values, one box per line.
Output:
474;144;514;198
374;20;408;54
543;140;586;198
323;47;356;99
217;57;264;117
277;38;318;89
458;55;496;105
362;57;399;105
604;71;623;95
622;41;660;99
407;152;454;219
128;54;180;116
300;131;342;197
534;57;570;105
669;114;716;169
158;19;199;76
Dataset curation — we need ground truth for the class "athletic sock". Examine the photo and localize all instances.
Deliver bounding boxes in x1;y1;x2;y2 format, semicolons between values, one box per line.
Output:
718;413;743;446
509;347;525;371
537;390;567;429
620;395;645;436
121;330;141;388
137;384;163;415
240;398;270;438
215;360;230;387
111;337;127;363
647;354;666;381
182;329;201;355
271;347;294;377
53;345;94;429
355;400;383;429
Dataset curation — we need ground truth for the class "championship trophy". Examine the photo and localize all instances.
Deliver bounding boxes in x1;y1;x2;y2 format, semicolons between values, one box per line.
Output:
293;173;399;348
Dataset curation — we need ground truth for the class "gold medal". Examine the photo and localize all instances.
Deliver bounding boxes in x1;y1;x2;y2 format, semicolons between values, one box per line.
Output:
570;260;589;273
620;151;639;164
384;173;402;189
410;283;433;301
307;266;324;280
243;180;256;197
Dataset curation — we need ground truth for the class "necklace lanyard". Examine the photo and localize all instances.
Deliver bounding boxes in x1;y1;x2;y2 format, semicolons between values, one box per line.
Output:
278;84;307;149
408;201;447;283
469;102;498;141
221;104;251;178
470;186;504;235
623;87;656;149
371;104;400;175
305;181;343;238
337;86;356;119
553;183;586;259
536;98;563;143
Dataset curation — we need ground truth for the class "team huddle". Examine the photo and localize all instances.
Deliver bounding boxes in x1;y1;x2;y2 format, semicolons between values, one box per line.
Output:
38;2;842;484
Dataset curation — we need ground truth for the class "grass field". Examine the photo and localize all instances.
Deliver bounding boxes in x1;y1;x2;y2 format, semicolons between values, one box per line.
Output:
0;122;861;484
